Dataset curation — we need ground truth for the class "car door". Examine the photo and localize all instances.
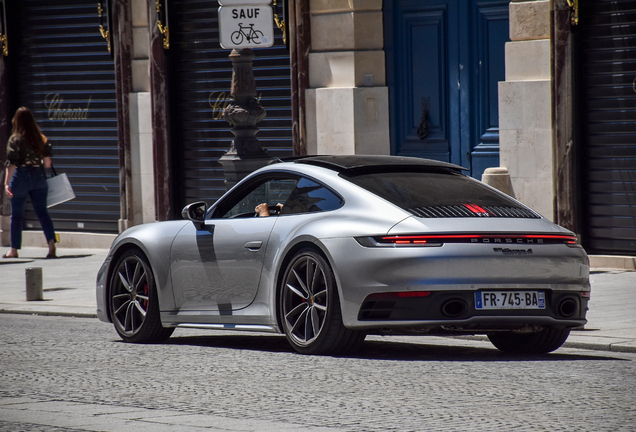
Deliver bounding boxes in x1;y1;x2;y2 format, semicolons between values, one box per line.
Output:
170;175;298;312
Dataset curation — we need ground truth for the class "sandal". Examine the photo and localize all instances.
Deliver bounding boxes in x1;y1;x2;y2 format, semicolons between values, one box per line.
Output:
2;252;18;259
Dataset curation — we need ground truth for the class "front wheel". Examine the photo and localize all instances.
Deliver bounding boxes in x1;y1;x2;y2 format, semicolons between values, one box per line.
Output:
280;249;365;355
231;31;243;45
487;327;570;354
109;249;174;343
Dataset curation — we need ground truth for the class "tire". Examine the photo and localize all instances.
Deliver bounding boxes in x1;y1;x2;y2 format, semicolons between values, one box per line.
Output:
487;327;571;354
280;249;365;355
109;249;174;343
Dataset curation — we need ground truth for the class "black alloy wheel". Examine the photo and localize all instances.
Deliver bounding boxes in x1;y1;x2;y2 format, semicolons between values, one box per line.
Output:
280;249;365;355
109;248;174;343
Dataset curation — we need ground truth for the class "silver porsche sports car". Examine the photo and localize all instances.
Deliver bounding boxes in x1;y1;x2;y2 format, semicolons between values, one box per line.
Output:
96;155;590;355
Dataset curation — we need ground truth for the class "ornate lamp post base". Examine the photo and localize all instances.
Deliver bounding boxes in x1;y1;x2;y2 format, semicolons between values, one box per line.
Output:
219;48;273;190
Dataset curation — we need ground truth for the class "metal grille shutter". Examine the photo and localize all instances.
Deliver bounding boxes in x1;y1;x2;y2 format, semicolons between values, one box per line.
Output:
577;0;636;254
169;0;293;210
14;0;119;233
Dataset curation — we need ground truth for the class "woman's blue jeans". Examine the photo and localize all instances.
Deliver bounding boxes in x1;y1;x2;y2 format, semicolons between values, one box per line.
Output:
9;166;56;249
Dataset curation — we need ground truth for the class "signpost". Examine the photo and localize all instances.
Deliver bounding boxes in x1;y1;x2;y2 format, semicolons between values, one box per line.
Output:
218;0;276;189
218;1;274;49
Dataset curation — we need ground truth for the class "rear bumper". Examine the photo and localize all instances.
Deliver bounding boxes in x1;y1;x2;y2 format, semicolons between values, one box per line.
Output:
319;237;590;330
351;289;588;333
358;290;588;321
351;316;587;335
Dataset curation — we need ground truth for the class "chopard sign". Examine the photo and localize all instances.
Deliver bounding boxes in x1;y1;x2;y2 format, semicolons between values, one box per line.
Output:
45;94;91;125
208;91;262;120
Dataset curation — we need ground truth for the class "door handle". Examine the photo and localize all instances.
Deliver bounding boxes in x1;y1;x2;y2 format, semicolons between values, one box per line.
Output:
417;97;430;140
244;241;263;250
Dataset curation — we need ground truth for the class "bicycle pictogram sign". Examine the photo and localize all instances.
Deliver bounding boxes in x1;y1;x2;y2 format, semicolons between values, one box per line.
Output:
231;23;265;45
218;5;274;49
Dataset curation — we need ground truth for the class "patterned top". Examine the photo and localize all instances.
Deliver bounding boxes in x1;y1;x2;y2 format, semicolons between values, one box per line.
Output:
5;135;52;167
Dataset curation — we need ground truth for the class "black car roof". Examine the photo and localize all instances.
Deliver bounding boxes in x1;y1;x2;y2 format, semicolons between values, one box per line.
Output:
292;155;467;173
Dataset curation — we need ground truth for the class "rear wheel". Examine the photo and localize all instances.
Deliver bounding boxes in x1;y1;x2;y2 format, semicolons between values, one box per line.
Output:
487;327;570;354
280;249;365;355
109;249;174;343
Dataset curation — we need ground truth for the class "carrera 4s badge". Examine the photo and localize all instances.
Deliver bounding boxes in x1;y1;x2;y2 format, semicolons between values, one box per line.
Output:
493;247;533;255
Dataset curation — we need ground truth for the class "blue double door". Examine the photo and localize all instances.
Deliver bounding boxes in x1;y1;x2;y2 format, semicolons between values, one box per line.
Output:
384;0;509;178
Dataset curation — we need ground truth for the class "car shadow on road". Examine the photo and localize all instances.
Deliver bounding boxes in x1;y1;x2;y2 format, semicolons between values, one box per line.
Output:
164;333;622;362
165;334;295;353
355;339;622;362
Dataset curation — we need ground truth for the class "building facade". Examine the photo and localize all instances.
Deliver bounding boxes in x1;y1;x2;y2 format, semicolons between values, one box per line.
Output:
1;0;634;256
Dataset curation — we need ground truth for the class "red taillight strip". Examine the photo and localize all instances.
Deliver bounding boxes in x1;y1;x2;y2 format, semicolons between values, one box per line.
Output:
379;234;577;244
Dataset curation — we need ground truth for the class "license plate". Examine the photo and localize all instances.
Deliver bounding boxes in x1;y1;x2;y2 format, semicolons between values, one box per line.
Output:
474;291;545;310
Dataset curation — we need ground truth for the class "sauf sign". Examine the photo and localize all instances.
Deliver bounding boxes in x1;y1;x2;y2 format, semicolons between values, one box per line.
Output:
218;0;274;49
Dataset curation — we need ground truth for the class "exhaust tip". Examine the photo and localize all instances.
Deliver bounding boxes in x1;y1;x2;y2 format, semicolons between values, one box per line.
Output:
441;299;467;317
559;299;578;317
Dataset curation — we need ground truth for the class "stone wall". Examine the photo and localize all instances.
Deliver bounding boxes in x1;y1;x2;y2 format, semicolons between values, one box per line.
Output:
498;0;555;220
305;0;390;155
130;0;155;225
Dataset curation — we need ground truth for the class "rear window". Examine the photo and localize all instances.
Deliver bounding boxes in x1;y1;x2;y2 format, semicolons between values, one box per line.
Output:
343;171;539;218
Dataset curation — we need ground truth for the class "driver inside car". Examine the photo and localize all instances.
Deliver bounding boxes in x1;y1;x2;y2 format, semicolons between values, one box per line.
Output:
255;202;283;217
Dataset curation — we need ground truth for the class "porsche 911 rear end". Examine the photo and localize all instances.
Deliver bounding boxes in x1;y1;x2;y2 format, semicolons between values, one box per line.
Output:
347;228;588;318
330;223;589;340
322;160;591;353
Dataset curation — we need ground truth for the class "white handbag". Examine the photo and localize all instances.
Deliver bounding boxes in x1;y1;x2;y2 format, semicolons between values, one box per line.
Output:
46;165;76;208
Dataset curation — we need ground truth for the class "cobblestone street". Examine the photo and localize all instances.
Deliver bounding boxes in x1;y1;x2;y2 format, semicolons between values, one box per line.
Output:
1;314;635;431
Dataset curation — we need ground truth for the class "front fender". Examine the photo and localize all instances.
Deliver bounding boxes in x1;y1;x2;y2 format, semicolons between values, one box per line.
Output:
99;221;190;321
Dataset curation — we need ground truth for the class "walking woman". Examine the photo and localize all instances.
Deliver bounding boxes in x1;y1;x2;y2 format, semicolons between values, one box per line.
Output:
3;107;57;259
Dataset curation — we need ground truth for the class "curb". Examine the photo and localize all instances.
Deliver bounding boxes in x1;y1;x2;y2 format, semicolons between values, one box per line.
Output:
0;309;98;319
589;255;636;271
562;340;636;354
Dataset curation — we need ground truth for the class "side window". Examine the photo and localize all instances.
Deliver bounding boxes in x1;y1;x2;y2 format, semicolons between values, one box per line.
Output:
220;178;298;218
279;177;343;215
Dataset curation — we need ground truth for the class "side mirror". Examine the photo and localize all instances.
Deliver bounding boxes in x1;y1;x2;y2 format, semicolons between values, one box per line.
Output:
182;201;207;229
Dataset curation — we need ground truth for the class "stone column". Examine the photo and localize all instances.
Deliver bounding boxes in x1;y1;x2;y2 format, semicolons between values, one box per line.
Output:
498;0;554;220
552;0;577;231
113;0;133;232
305;0;390;155
129;0;155;225
219;49;273;190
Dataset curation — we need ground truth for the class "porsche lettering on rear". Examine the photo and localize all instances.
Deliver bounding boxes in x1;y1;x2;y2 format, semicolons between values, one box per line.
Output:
474;237;544;243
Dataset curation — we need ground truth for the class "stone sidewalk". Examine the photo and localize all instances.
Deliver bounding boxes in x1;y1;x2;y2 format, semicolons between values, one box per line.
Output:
1;247;635;353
